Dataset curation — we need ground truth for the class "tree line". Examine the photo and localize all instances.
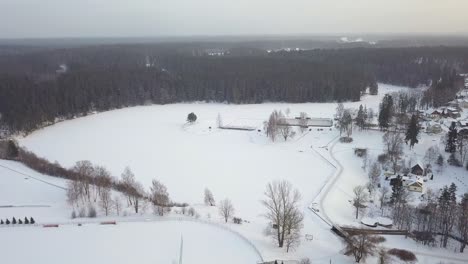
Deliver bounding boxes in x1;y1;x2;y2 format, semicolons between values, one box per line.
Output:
1;45;467;135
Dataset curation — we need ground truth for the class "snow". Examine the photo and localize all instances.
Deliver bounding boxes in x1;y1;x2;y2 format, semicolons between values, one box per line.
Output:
0;220;262;264
0;160;68;223
7;83;465;263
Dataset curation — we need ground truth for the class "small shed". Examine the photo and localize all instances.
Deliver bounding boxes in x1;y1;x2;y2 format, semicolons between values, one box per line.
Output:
407;181;423;193
411;164;424;176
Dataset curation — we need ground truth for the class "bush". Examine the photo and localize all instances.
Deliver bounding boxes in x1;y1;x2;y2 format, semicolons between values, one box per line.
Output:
300;258;311;264
377;153;389;163
387;248;417;262
187;112;197;123
339;137;353;143
188;207;196;217
87;205;97;218
369;236;386;243
233;217;242;224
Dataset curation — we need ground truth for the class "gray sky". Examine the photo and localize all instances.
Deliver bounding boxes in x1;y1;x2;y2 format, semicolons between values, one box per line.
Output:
1;0;467;38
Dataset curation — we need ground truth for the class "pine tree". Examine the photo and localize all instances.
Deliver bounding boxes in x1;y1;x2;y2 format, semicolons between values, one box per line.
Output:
355;105;366;130
12;217;16;224
24;217;29;224
0;220;3;224
378;94;394;130
30;217;35;224
445;122;458;153
18;219;23;224
405;114;420;148
5;219;10;225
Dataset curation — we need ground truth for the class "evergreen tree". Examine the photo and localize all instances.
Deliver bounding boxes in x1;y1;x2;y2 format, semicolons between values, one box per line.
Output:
390;177;404;205
5;219;10;225
18;219;22;224
369;82;378;95
355;105;366;130
378;94;394;130
187;112;197;123
405;114;420;148
12;217;16;224
24;217;29;224
30;217;35;224
0;219;3;224
445;122;458;153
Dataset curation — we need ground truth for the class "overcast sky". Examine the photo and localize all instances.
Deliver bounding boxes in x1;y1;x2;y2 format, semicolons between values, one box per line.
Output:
1;0;467;38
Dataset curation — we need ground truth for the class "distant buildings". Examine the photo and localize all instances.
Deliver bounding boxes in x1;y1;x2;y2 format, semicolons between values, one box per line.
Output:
279;117;333;127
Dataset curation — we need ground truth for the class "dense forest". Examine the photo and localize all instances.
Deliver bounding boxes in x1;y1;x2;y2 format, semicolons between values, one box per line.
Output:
0;43;467;134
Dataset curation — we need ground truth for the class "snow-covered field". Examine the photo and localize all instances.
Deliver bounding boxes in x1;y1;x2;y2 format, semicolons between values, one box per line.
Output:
0;160;68;222
2;83;465;263
0;220;262;264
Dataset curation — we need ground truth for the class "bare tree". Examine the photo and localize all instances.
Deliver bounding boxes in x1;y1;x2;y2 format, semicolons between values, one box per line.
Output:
121;166;136;206
264;110;280;141
380;186;390;215
424;146;440;165
150;179;170;216
278;111;295;141
368;161;381;190
262;180;303;248
93;165;112;199
113;195;123;216
377;248;390;264
336;103;344;121
204;188;215;206
383;131;404;173
216;113;223;128
218;198;235;223
298;112;308;133
353;185;368;219
344;232;382;263
99;186;112;216
72;160;94;201
66;180;81;207
284;207;304;252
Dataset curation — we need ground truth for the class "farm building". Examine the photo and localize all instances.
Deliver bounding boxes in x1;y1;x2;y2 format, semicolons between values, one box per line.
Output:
411;164;424;176
407;181;424;193
279;117;333;127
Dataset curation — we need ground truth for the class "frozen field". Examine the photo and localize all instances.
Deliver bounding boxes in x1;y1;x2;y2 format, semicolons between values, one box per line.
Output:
0;220;262;264
0;160;68;223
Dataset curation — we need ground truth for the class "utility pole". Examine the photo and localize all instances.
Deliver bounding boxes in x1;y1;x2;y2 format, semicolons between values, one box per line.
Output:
178;235;183;264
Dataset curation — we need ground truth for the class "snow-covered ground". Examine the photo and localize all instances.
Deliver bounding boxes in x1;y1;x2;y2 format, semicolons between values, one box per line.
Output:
4;83;465;263
0;160;68;223
0;220;262;264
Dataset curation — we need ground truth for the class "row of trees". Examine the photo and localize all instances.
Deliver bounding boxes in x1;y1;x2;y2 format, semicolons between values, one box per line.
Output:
0;217;35;225
4;45;466;137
